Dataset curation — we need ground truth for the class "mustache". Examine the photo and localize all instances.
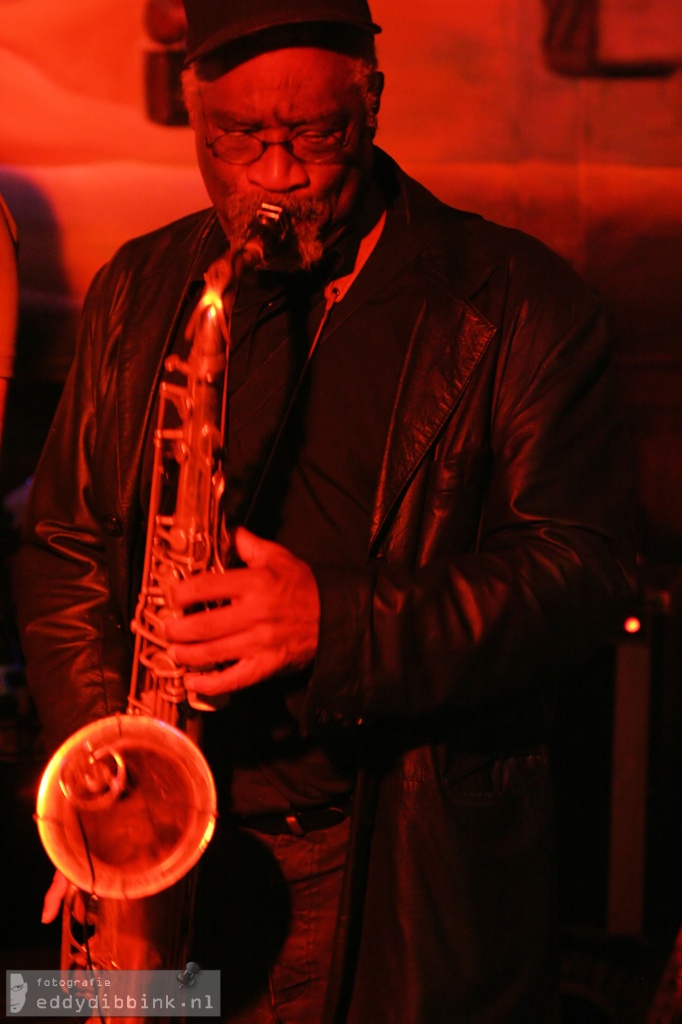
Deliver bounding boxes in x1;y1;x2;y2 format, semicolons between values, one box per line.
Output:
219;188;333;269
227;191;330;225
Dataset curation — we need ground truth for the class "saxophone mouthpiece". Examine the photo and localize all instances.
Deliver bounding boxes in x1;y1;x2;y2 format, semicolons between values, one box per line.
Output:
241;203;289;270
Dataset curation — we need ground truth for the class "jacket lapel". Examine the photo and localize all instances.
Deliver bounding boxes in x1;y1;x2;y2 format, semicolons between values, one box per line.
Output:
369;285;496;551
355;153;502;550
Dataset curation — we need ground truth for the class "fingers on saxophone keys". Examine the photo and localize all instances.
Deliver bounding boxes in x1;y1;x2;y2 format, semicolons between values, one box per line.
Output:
168;624;269;666
165;602;258;645
169;569;251;609
185;653;280;693
165;605;232;642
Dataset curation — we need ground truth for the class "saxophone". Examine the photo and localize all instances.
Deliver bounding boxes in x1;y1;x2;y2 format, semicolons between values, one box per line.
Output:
34;204;289;988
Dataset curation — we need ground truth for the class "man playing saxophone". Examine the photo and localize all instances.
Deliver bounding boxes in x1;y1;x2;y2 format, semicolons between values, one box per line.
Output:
18;1;635;1021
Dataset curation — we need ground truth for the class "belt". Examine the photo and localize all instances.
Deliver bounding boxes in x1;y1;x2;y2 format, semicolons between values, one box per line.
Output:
234;798;353;837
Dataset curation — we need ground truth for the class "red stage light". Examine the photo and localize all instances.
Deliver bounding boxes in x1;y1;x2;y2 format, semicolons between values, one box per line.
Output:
624;616;642;634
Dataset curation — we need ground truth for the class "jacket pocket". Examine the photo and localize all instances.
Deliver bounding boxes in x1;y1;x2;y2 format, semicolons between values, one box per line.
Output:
441;749;548;802
418;445;491;559
429;443;491;491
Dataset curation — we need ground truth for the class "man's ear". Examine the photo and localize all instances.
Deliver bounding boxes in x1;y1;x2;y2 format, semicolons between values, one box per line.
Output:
371;70;385;116
367;70;384;133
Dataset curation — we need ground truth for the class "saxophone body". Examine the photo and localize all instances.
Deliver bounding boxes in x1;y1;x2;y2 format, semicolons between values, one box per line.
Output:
128;248;233;731
35;205;288;991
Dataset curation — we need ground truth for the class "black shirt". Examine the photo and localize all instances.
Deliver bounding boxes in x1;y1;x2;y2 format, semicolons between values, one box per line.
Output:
143;181;415;814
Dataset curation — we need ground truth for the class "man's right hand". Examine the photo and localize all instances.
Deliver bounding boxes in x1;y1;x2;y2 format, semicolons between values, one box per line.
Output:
42;869;68;923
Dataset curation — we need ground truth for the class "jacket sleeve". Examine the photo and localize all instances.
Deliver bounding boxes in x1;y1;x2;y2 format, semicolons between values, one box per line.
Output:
16;265;131;752
303;245;636;731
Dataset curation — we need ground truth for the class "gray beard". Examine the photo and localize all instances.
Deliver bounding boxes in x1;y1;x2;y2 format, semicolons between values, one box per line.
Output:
217;187;335;270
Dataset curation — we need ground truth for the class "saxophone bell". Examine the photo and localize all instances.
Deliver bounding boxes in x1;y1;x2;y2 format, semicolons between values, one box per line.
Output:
36;715;216;901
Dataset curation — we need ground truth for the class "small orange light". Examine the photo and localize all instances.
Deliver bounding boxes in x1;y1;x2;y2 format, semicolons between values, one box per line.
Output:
624;616;642;634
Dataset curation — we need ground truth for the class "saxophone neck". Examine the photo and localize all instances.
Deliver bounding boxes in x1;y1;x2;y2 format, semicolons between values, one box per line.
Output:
184;257;231;357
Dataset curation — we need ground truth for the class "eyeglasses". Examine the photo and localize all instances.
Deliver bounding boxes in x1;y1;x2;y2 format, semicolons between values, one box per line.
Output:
204;124;353;165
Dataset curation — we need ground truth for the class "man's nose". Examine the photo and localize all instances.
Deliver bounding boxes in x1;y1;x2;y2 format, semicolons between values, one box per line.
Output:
246;143;310;192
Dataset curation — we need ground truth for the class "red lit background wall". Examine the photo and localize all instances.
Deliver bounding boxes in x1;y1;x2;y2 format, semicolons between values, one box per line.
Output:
0;0;681;562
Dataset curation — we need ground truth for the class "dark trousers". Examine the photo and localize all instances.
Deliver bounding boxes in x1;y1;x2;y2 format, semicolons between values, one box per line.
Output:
193;816;350;1023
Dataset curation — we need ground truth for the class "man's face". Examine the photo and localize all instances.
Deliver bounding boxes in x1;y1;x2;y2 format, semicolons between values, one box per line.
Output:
193;46;376;269
10;974;27;1013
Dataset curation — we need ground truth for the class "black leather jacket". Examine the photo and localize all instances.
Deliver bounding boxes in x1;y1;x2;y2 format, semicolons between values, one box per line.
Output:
18;153;635;1022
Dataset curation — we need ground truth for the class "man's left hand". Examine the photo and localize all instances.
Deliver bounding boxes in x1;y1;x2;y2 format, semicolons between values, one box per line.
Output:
165;527;321;695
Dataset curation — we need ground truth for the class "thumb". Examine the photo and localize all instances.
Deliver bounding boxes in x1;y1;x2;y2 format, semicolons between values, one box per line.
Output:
42;869;69;924
233;527;279;568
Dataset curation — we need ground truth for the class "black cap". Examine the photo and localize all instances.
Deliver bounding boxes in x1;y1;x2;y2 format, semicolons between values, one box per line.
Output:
183;0;381;64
